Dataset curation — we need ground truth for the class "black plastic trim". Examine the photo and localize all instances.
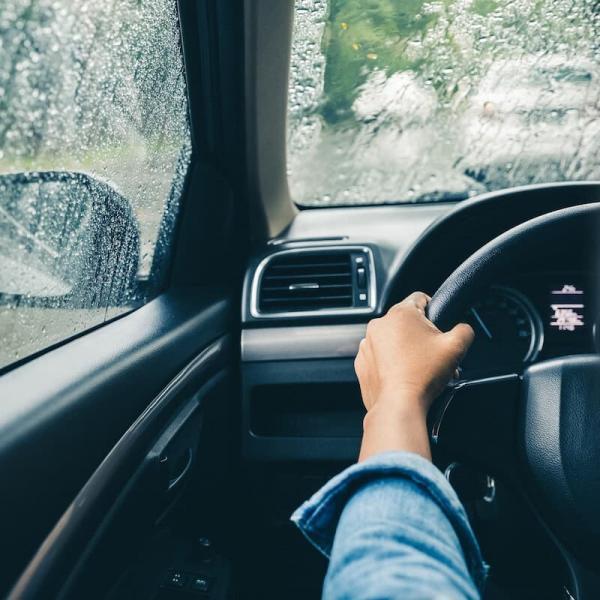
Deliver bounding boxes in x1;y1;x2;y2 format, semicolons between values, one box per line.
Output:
8;336;232;600
242;359;362;461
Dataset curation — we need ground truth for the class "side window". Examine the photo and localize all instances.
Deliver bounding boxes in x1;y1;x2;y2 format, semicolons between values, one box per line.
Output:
0;1;192;370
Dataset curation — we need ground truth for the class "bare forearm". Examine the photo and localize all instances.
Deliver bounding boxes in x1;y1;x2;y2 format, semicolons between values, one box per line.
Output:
359;401;431;463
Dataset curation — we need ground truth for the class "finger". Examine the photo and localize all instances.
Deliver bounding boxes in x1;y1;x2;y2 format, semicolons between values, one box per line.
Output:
358;336;374;366
446;322;475;357
354;338;371;376
365;317;381;336
354;341;372;409
354;338;366;362
392;291;430;313
354;343;365;379
408;291;430;313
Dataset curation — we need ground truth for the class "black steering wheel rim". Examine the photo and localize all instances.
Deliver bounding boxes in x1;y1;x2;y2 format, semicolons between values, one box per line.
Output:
425;202;600;598
427;201;600;331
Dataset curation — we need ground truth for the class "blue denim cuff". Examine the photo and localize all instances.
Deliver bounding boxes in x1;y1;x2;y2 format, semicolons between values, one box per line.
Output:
291;451;488;593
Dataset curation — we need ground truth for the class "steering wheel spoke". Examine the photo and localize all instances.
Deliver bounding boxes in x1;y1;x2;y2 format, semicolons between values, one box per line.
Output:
429;373;520;477
561;551;600;600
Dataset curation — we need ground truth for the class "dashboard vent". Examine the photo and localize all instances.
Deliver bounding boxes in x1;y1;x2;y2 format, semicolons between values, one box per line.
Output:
255;247;374;316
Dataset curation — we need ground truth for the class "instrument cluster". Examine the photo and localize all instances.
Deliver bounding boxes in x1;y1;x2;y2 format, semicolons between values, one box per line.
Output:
461;272;596;378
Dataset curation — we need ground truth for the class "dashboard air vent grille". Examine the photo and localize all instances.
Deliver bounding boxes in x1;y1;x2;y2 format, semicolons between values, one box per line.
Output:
256;248;373;316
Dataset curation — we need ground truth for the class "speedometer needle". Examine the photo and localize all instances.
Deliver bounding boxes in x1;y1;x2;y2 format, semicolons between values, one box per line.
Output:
470;307;493;340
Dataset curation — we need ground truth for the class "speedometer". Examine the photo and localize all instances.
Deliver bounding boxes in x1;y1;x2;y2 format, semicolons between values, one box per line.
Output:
461;286;543;377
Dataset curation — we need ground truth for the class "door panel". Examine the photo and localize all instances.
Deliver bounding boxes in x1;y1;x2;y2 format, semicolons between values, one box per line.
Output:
9;347;234;599
0;288;234;595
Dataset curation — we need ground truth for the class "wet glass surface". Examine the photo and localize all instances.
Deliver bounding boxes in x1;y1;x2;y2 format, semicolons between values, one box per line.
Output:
288;0;600;206
0;0;191;369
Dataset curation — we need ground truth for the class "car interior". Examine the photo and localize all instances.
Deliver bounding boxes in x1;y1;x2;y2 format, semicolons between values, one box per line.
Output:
1;1;600;599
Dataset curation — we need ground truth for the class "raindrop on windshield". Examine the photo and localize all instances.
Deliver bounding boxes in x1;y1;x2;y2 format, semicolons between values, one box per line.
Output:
287;0;600;206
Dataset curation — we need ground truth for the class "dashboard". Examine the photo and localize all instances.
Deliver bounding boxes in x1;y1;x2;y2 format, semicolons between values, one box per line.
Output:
240;182;600;462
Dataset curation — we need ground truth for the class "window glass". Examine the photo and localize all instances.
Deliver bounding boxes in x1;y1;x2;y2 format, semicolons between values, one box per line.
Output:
288;0;600;206
0;0;191;370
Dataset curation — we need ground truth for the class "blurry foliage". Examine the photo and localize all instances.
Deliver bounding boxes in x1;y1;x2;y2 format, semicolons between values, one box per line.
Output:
319;0;600;125
321;0;440;121
288;0;600;206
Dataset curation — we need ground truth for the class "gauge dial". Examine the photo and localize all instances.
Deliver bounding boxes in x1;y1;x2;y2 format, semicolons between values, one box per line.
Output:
461;286;543;377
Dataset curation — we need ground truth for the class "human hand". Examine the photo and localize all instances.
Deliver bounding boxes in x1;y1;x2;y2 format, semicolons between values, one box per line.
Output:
355;292;474;461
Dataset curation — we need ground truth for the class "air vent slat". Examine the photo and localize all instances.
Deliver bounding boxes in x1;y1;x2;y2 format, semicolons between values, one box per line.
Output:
262;284;353;292
262;294;353;304
269;253;348;264
256;248;373;315
264;272;350;282
269;261;349;270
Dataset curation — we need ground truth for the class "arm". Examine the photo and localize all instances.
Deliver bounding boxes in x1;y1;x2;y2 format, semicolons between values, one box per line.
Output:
292;293;485;599
322;454;484;600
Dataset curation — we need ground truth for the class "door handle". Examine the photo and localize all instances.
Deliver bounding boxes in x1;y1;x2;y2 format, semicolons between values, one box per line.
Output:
164;447;193;492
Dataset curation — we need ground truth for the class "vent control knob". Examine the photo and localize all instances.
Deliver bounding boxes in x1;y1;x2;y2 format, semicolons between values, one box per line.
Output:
357;267;367;289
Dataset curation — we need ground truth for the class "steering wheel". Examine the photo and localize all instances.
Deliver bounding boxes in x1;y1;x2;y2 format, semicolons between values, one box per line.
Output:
426;202;600;599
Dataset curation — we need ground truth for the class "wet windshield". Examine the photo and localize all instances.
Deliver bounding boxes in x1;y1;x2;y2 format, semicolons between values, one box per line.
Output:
287;0;600;206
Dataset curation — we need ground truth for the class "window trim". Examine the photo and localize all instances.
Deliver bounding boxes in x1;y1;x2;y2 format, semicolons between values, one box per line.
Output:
243;0;297;240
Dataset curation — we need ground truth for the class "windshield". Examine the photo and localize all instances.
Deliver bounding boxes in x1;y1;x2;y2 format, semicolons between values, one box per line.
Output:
287;0;600;206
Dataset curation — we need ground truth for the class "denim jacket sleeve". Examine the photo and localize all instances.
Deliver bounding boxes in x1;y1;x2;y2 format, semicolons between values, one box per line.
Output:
291;451;487;600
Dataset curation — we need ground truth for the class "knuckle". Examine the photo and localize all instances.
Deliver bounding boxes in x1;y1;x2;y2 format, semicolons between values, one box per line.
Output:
366;318;379;333
389;306;408;319
409;291;428;304
354;351;363;370
389;303;407;317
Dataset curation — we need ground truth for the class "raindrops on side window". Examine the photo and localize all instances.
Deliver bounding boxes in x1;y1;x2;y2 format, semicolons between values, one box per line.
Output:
288;0;600;206
0;0;191;370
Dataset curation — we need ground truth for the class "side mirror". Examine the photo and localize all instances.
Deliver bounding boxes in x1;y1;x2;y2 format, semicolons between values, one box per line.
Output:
0;171;140;307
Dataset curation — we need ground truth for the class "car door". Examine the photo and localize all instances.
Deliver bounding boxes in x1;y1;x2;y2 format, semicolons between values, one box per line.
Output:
0;1;245;597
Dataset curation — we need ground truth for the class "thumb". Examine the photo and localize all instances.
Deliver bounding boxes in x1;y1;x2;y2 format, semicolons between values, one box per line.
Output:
446;322;475;358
